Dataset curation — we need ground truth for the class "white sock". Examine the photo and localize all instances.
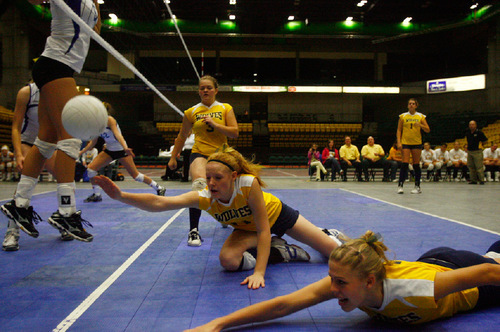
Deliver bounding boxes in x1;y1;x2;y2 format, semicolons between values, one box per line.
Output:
92;185;101;196
149;180;160;190
240;251;256;270
485;251;500;259
57;182;77;217
14;175;38;208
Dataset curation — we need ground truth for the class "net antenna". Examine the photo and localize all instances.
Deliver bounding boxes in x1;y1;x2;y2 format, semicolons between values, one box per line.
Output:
50;0;184;117
163;1;201;80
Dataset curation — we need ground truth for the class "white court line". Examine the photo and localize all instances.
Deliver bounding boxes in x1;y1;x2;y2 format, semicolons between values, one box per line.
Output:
340;188;500;236
275;169;299;177
53;208;186;332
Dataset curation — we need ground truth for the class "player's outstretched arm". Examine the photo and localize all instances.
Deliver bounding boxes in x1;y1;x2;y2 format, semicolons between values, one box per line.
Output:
94;175;199;212
184;276;335;332
434;263;500;301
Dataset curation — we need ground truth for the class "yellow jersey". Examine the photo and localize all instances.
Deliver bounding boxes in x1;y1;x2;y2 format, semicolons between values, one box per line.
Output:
399;112;426;145
198;174;283;231
184;101;233;155
359;260;478;324
361;144;385;162
339;145;360;160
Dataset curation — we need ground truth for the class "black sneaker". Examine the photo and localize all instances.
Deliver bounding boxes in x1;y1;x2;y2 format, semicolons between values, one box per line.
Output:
157;186;166;196
1;200;41;238
59;230;74;241
84;193;102;203
48;210;93;242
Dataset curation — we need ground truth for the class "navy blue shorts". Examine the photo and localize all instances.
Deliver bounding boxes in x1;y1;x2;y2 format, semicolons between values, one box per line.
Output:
32;56;74;89
190;152;207;164
417;244;500;308
402;144;423;150
270;202;299;237
104;149;128;160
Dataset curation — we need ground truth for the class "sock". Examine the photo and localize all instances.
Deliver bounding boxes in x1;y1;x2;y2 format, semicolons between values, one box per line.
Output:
237;251;257;271
413;164;421;187
189;208;202;230
149;180;160;190
398;163;408;186
14;175;38;208
92;184;101;196
57;182;76;217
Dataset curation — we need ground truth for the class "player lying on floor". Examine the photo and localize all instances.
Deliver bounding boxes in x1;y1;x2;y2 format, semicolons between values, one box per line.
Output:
94;145;344;290
184;231;500;331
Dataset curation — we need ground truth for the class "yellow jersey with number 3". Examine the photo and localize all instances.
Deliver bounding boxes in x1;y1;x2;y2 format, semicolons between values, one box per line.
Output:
400;112;426;145
185;101;233;155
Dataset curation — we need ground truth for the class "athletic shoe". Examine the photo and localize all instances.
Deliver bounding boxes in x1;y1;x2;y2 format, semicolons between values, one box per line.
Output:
2;228;20;251
187;228;202;247
411;186;422;194
48;211;93;242
270;236;310;262
157;186;166;196
1;200;41;238
320;228;346;246
397;186;404;194
83;193;102;203
59;230;74;241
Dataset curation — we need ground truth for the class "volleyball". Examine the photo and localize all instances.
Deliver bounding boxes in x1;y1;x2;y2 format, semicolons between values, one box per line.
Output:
62;95;108;141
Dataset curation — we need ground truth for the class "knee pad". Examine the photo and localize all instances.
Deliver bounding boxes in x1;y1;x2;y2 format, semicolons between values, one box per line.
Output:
134;173;145;182
6;162;13;168
56;138;82;160
435;162;442;170
408;164;413;171
192;178;207;191
87;168;98;179
34;137;57;159
427;164;434;171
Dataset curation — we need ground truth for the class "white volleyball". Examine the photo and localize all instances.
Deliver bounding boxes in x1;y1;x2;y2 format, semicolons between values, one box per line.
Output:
62;95;108;141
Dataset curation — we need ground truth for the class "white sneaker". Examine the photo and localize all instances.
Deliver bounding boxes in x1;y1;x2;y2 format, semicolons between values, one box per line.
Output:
320;228;346;246
397;186;404;194
187;228;202;247
271;236;310;262
3;228;20;251
411;186;422;194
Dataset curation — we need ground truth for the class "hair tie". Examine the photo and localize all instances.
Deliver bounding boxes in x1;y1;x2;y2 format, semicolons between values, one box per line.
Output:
367;232;383;244
207;159;235;171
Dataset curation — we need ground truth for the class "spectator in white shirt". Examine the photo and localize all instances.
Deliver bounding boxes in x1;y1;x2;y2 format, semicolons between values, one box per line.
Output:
434;143;451;181
420;142;437;181
449;141;467;181
483;142;499;181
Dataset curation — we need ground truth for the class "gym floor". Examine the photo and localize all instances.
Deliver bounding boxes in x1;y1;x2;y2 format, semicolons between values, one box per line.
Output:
0;167;498;331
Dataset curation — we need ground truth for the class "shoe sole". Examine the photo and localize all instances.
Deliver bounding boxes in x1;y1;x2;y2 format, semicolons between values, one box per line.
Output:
3;245;19;251
47;218;93;242
1;205;39;238
187;241;202;247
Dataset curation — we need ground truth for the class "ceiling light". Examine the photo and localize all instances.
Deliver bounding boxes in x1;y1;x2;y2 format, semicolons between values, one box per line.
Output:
402;17;412;26
470;3;478;10
288;15;295;21
230;0;236;5
346;17;353;21
229;14;236;20
97;0;104;4
109;13;118;23
357;1;367;7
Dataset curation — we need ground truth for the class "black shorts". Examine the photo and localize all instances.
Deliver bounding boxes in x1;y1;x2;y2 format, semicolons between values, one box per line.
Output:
104;149;128;160
270;202;300;237
32;56;74;89
402;144;423;150
190;152;208;164
417;246;500;308
21;141;34;147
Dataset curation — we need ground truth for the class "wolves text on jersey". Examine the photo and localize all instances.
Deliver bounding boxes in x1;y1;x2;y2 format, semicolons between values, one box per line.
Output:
195;111;223;122
214;206;252;223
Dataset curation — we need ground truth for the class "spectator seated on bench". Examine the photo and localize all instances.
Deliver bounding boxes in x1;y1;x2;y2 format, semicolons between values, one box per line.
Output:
308;144;327;181
339;136;363;182
320;140;341;181
361;136;389;182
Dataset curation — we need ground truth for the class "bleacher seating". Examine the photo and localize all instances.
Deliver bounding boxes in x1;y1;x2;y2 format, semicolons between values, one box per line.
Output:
0;107;14;148
446;120;500;149
268;123;362;148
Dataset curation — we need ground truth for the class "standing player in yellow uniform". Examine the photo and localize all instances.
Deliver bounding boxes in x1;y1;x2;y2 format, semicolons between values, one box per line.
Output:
396;98;430;194
95;146;343;290
168;76;239;246
186;232;500;331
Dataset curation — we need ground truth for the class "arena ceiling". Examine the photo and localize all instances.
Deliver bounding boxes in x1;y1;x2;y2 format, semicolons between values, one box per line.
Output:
99;0;498;35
